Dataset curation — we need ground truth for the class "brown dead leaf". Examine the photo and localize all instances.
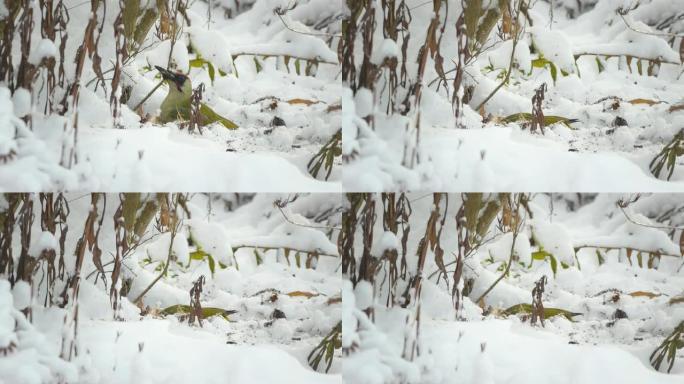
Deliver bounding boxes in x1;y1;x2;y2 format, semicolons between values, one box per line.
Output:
628;98;662;106
628;291;662;298
286;98;320;106
287;290;319;298
326;103;341;113
326;296;341;305
669;103;684;113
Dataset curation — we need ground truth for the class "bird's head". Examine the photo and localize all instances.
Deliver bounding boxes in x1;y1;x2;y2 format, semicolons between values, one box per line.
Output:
155;66;190;93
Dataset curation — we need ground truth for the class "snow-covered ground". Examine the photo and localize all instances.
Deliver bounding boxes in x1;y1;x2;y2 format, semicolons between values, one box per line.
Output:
343;0;684;191
343;193;684;383
0;193;342;384
0;0;341;191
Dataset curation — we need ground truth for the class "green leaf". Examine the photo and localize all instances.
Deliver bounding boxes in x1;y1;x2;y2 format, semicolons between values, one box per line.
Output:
549;254;558;276
133;8;159;48
122;0;140;41
199;104;239;129
532;250;550;260
476;8;501;46
531;58;548;68
596;249;605;265
207;254;216;275
595;57;605;73
501;113;578;128
549;62;557;83
294;59;301;75
503;303;582;321
161;304;237;320
464;0;483;41
531;57;559;83
189;58;217;83
254;249;263;265
189;249;219;275
190;249;208;261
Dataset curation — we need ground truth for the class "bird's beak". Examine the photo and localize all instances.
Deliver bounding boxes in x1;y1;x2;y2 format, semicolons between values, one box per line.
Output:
155;65;176;82
155;65;185;92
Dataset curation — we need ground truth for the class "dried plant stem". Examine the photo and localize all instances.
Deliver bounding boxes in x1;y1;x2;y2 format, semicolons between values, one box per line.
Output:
475;1;527;112
475;30;520;111
133;196;180;305
475;230;518;304
476;195;525;304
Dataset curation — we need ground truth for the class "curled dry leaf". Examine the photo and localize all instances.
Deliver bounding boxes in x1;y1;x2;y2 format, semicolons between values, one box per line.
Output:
628;291;662;298
286;290;320;298
286;98;320;106
627;98;663;106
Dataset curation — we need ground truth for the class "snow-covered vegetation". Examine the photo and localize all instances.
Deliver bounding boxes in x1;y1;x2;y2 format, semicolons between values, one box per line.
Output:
0;0;342;191
342;193;684;383
343;0;684;191
0;193;342;383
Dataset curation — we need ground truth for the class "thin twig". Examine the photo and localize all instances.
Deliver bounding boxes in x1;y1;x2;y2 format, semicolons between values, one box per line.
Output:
275;8;341;38
475;8;526;111
231;244;338;258
476;198;527;304
133;198;181;305
275;203;342;231
617;197;684;231
132;80;164;112
475;229;520;304
617;9;684;38
573;244;680;259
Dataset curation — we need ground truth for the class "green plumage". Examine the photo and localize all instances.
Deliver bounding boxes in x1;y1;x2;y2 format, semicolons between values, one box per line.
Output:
156;66;238;129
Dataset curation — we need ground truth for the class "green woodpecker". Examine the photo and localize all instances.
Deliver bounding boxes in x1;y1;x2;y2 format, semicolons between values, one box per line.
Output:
155;66;238;129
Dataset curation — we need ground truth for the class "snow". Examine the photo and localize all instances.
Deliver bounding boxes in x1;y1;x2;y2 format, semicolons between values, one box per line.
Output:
487;231;532;265
487;38;532;73
343;193;684;383
12;281;32;311
349;126;684;191
0;193;342;383
354;280;373;311
344;0;684;191
416;319;683;384
0;0;341;191
144;40;191;73
28;39;58;65
355;88;373;119
0;281;78;384
371;39;400;65
28;231;59;258
76;319;339;384
187;219;233;265
531;220;576;265
12;88;31;118
531;27;577;73
373;231;399;254
1;124;339;192
145;232;191;265
187;26;235;74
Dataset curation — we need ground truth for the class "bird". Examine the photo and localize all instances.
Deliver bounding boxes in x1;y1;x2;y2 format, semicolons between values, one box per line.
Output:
155;66;238;129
